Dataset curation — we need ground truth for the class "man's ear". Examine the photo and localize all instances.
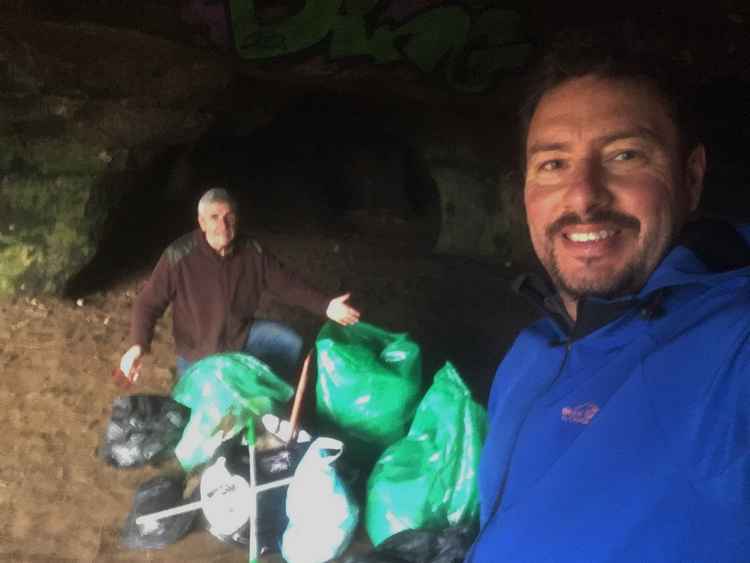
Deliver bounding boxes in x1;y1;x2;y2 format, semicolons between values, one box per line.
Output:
197;213;206;232
685;144;707;213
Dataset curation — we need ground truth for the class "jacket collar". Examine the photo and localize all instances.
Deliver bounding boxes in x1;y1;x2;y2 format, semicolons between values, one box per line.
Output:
195;228;241;260
513;273;663;342
515;219;750;342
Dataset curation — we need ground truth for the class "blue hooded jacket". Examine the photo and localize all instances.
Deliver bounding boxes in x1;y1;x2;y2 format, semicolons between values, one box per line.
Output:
470;222;750;562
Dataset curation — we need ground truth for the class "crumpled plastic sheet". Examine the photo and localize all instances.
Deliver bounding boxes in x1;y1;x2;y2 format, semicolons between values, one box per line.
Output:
99;394;190;468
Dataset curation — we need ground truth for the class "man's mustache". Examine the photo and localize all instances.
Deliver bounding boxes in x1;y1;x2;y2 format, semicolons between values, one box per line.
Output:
546;210;641;238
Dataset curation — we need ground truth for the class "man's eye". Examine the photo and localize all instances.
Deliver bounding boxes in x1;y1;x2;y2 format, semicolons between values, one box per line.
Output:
539;160;563;171
613;150;639;161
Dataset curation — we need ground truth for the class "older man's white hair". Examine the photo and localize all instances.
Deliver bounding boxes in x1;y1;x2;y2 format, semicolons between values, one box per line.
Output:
198;188;237;216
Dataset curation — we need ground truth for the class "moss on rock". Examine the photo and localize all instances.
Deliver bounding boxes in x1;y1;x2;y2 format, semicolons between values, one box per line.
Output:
0;132;110;176
0;238;35;295
0;173;106;295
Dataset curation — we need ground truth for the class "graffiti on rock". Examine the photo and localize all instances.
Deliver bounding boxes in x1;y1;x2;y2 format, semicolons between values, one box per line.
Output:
183;0;531;91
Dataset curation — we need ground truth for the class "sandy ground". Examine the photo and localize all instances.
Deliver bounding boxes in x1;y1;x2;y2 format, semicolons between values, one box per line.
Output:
0;212;535;562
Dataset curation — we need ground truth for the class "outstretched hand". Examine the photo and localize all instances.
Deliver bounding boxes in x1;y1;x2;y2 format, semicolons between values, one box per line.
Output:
326;293;361;326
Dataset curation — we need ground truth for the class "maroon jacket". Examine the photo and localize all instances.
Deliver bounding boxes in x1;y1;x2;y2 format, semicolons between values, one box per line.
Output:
130;229;330;362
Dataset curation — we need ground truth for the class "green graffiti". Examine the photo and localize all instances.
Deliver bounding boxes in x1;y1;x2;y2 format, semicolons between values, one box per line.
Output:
395;7;471;73
230;0;344;58
343;0;381;15
228;1;530;91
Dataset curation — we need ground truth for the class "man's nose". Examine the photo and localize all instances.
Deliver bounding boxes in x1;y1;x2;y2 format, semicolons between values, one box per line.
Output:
562;159;612;215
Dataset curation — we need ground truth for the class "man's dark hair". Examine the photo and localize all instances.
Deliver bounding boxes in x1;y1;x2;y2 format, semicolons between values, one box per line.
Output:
518;29;701;175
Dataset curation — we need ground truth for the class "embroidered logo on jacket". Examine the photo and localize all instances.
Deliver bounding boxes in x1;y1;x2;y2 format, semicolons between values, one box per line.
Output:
561;402;600;424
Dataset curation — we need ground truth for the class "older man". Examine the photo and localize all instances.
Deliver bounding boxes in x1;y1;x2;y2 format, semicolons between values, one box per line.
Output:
119;188;359;382
468;40;750;562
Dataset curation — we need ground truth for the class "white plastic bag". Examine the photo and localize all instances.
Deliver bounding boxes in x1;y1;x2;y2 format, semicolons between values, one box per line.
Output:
282;437;360;563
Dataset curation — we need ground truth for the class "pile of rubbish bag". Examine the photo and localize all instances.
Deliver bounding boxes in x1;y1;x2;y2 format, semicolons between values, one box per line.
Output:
314;322;486;547
98;321;487;562
100;352;361;561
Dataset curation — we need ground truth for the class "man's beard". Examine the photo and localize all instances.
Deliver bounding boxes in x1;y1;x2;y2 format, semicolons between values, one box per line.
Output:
546;250;644;302
543;209;646;302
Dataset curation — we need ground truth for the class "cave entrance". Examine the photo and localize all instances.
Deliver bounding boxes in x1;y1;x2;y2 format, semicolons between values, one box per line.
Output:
67;92;441;297
188;94;441;236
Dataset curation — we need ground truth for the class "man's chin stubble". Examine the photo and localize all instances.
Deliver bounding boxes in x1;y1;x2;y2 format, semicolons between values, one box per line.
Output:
548;255;644;303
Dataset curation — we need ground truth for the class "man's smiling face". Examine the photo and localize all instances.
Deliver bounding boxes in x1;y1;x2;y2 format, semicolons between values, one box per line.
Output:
198;200;237;256
523;75;705;316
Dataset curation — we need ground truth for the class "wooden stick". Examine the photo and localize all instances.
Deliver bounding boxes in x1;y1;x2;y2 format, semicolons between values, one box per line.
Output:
288;351;312;442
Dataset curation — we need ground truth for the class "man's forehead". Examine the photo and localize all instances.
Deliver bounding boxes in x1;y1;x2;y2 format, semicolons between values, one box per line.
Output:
527;75;677;150
202;201;235;214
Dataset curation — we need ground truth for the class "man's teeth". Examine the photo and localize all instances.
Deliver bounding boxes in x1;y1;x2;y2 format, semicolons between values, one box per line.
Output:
567;230;613;242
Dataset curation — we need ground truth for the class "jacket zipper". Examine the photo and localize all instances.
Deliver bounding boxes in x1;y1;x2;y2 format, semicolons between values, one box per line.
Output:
466;340;571;562
219;256;230;351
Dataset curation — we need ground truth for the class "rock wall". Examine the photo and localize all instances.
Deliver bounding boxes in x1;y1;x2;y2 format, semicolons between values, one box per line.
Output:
432;162;528;264
0;14;231;295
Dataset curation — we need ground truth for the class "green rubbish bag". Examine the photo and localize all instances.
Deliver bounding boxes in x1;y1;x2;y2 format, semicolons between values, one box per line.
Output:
315;321;422;468
365;362;487;546
170;352;294;471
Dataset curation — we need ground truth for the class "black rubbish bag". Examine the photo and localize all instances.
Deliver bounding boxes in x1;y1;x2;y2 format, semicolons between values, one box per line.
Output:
342;526;476;563
120;474;199;550
99;395;190;468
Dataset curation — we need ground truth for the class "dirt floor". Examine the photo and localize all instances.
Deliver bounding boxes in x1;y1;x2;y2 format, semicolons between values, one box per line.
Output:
0;207;536;562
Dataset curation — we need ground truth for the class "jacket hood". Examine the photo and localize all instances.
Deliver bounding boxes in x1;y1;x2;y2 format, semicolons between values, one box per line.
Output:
640;219;750;295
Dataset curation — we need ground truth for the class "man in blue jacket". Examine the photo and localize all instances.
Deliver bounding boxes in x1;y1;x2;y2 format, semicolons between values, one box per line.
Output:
469;39;750;562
